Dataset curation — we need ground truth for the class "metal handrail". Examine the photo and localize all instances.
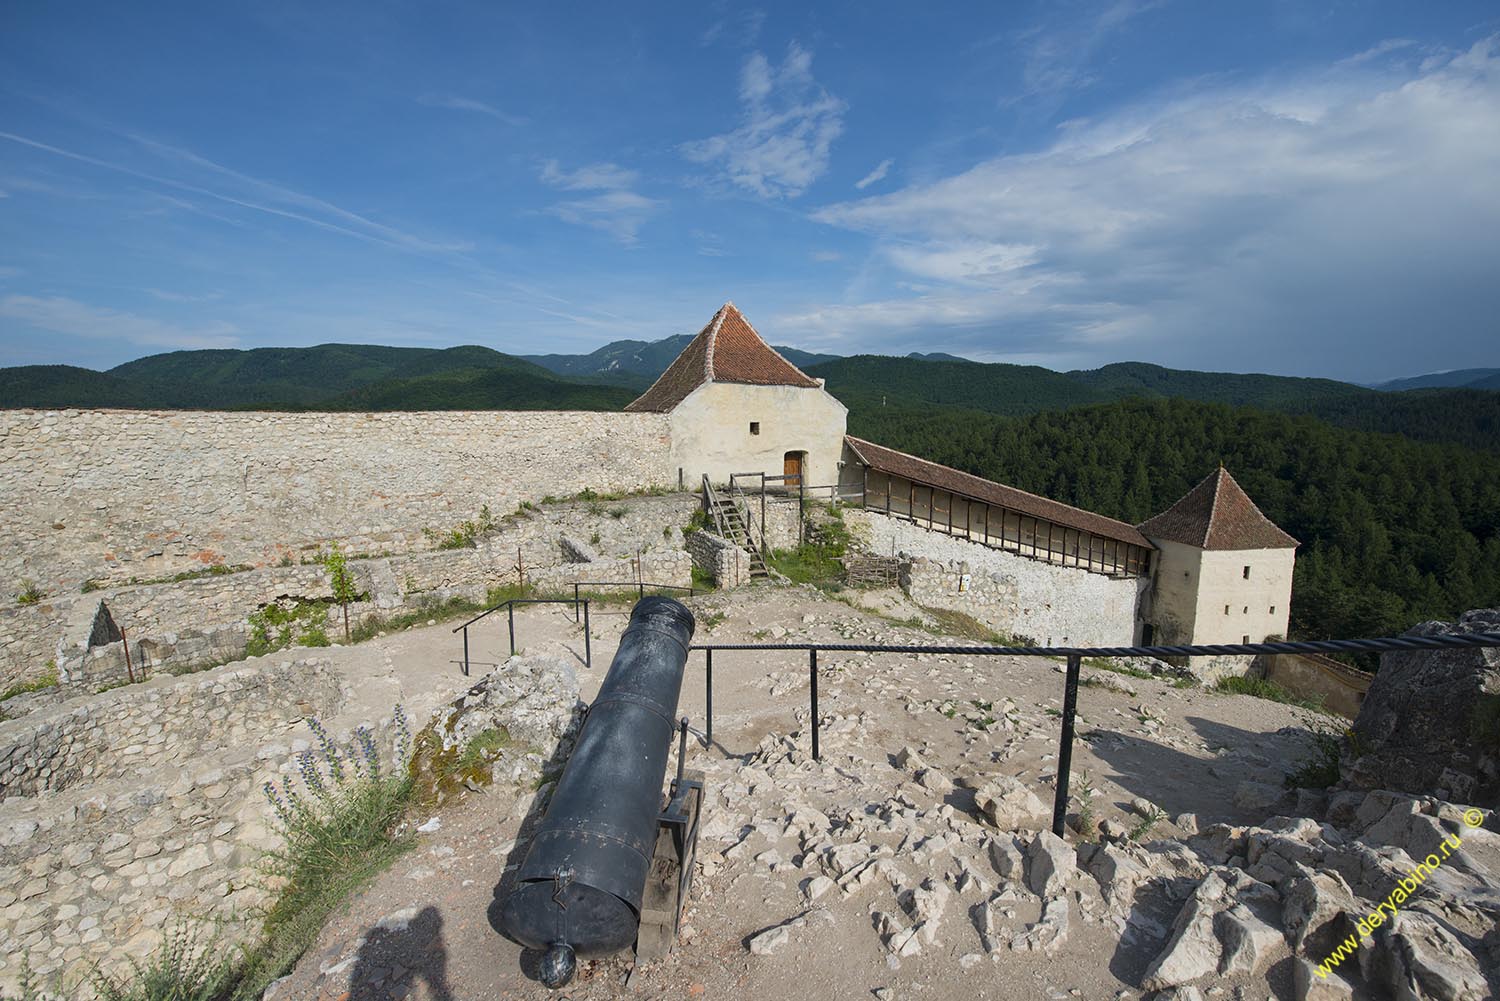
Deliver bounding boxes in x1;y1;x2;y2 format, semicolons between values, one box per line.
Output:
691;630;1500;838
451;597;591;675
571;580;698;615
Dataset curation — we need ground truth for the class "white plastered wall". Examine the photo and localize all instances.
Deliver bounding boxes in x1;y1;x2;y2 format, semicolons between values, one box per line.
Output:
666;381;848;489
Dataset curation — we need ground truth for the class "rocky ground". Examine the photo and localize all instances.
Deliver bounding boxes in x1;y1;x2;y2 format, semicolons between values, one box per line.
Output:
261;584;1499;1001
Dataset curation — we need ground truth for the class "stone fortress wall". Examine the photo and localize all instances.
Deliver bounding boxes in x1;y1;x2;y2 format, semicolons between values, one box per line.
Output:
0;409;680;690
845;509;1147;648
0;659;350;985
2;495;695;693
0;408;673;598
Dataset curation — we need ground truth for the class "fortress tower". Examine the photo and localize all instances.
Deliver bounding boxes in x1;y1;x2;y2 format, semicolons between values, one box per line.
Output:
1137;467;1298;675
626;302;847;490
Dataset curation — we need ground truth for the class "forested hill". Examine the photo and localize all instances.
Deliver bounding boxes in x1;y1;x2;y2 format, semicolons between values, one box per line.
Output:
0;344;632;411
808;356;1500;454
850;398;1500;649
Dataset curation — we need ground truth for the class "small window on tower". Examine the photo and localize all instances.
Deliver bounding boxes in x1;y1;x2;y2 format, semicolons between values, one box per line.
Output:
749;422;760;435
1242;634;1250;645
1243;565;1251;579
1243;606;1249;614
1270;605;1276;615
1224;605;1231;615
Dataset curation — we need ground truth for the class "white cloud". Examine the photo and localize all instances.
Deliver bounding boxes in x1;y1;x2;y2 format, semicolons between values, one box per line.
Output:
539;160;660;244
546;191;661;245
1006;0;1166;106
540;160;638;191
0;295;240;350
854;158;893;190
791;38;1500;378
810;250;842;262
418;93;528;127
681;42;846;199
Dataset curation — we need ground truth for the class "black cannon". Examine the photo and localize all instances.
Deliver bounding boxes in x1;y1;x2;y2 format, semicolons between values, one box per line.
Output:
500;596;705;988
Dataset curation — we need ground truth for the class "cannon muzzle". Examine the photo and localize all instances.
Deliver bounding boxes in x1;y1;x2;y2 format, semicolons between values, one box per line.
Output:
500;596;697;985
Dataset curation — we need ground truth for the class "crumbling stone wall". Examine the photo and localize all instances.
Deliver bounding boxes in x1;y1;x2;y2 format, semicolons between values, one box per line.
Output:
0;652;580;993
848;510;1144;647
0;661;344;798
686;530;752;587
4;494;699;692
0;408;673;597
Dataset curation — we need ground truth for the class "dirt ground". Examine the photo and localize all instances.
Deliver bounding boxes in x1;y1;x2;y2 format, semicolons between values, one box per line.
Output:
268;583;1331;1001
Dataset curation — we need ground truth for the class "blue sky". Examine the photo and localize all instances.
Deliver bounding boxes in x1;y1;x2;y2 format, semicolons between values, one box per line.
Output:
1;1;1497;381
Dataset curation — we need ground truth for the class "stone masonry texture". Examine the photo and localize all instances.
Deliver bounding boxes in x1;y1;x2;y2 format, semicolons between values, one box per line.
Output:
847;509;1145;647
0;408;673;598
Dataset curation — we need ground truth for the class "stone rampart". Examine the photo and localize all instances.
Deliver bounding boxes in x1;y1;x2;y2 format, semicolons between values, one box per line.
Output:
0;408;673;597
3;493;697;691
847;509;1144;647
0;660;345;799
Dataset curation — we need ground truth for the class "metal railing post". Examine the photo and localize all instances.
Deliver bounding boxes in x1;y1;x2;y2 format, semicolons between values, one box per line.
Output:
705;649;713;745
676;717;689;786
1052;653;1081;837
810;648;820;762
507;603;516;657
462;625;470;677
583;600;591;669
638;581;645;601
573;583;580;622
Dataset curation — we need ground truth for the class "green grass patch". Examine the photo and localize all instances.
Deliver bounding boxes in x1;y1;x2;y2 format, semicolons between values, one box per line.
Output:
1213;674;1327;712
1;663;59;702
121;563;254;589
245;599;335;658
15;580;44;605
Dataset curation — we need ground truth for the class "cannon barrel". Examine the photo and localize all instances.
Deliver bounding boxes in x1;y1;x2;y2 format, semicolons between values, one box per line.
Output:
500;596;696;985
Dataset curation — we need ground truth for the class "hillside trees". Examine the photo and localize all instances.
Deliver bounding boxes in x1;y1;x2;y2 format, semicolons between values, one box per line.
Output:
850;397;1500;645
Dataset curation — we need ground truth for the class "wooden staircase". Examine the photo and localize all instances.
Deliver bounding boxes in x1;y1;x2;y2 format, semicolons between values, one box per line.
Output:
703;476;769;578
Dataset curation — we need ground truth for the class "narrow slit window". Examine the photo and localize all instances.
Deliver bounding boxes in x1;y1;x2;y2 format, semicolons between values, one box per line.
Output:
1243;565;1251;579
1242;634;1250;645
749;421;760;435
1224;604;1231;615
1270;605;1276;615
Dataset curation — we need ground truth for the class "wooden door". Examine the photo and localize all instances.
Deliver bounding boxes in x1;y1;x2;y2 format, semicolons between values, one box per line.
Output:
783;451;803;486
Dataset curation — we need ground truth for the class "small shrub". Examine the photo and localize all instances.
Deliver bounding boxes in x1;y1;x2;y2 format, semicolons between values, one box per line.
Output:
589;531;601;546
586;501;606;517
690;566;717;592
89;921;235;1001
480;503;498;530
15;581;44;605
245;712;413;996
1286;726;1347;790
1128;805;1168;842
608;507;626;520
81;578;104;593
320;542;360;641
663;525;673;540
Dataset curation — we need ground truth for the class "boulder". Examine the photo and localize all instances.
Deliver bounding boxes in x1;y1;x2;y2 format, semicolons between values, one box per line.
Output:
973;776;1049;830
1350;608;1500;804
988;835;1025;881
1282;867;1357;952
1358;910;1491;1001
1216;903;1283;977
1024;831;1076;896
1141;872;1229;990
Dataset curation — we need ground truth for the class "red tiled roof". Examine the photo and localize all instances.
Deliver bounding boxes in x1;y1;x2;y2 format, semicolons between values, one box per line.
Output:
625;302;821;413
1138;467;1298;550
844;435;1153;550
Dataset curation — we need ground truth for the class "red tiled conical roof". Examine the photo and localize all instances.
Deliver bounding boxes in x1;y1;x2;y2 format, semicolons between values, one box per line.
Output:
1138;467;1298;550
625;302;820;413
